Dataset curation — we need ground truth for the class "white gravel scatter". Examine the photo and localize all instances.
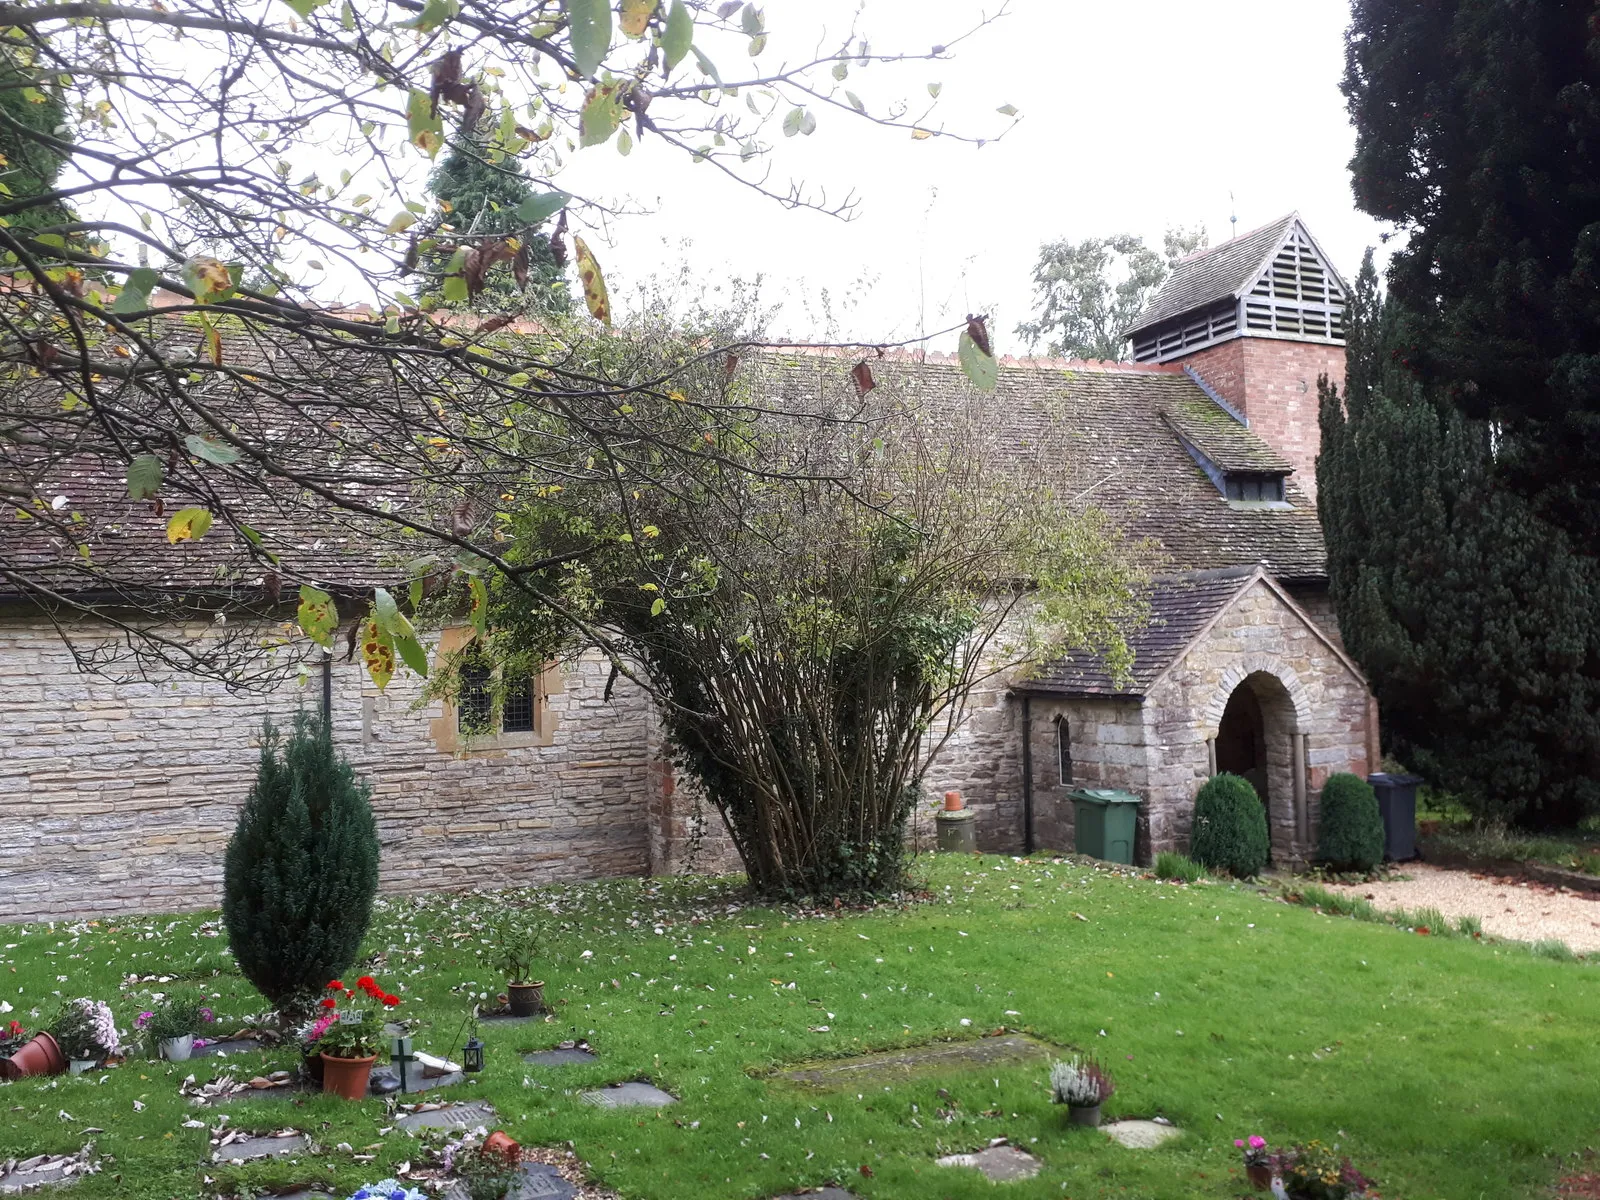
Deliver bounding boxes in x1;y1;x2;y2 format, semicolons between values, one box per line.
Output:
1322;864;1600;953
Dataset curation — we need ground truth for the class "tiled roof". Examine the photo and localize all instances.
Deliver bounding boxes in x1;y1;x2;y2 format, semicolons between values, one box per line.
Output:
755;352;1326;580
1017;565;1261;696
1126;214;1297;335
1161;394;1294;473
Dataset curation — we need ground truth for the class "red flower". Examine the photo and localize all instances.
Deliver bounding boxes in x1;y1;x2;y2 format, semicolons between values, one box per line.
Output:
356;975;378;994
320;997;337;1010
381;994;401;1007
326;979;344;991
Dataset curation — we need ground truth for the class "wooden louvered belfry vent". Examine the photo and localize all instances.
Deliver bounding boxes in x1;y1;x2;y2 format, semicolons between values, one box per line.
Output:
1242;224;1346;342
1127;216;1348;363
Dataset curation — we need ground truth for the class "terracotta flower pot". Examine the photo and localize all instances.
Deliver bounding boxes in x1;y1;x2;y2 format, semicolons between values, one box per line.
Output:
320;1052;377;1100
1246;1162;1273;1190
483;1131;521;1163
1068;1102;1102;1127
943;790;964;812
4;1032;66;1079
507;981;545;1018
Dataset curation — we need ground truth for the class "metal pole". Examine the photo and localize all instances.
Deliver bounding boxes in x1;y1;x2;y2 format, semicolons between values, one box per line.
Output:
321;650;332;729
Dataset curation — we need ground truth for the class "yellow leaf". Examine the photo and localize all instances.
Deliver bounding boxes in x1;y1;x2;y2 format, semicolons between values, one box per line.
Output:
166;507;214;544
618;0;656;37
361;617;395;690
573;235;611;327
910;128;933;140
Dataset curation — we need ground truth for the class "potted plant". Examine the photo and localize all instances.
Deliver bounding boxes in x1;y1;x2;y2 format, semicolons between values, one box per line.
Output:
487;923;545;1017
1049;1054;1115;1127
1236;1135;1272;1190
452;1140;522;1200
136;992;215;1062
346;1182;428;1200
50;998;121;1073
0;1019;45;1080
315;977;402;1099
1274;1141;1376;1199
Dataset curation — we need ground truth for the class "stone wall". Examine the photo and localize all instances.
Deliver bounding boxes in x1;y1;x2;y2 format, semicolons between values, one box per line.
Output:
0;616;676;922
1142;577;1373;864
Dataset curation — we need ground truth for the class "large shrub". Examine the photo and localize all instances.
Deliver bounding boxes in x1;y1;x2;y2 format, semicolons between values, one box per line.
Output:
1317;772;1385;872
223;712;379;1017
1189;773;1269;878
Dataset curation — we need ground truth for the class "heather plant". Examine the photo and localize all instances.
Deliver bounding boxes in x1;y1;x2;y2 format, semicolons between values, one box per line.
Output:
223;711;379;1020
1049;1055;1115;1107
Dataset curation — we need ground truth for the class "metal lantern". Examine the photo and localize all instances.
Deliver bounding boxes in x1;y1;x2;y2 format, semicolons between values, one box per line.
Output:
463;1027;485;1074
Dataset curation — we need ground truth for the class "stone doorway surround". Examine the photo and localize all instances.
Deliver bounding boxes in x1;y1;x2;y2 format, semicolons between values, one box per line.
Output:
1203;660;1312;864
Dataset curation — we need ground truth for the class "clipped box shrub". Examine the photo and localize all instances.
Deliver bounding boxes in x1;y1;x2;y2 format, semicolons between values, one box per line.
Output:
1317;771;1384;872
1189;772;1270;878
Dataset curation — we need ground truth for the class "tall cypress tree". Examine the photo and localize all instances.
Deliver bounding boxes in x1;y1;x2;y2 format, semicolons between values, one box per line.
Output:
1342;0;1600;557
426;149;568;315
1318;254;1600;829
223;712;380;1016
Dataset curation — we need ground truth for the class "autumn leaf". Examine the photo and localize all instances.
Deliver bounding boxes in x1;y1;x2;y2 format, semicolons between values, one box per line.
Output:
619;0;656;38
361;617;396;690
181;255;234;303
166;507;214;543
297;585;339;648
573;236;611;326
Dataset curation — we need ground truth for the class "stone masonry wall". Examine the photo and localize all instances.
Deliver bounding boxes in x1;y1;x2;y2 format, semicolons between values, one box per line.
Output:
1179;337;1346;500
0;616;664;922
1141;577;1373;864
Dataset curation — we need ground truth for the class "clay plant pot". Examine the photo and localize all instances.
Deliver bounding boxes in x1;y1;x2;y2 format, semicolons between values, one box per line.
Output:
482;1130;522;1163
507;981;545;1018
3;1032;66;1079
320;1052;377;1100
943;789;964;812
1068;1102;1102;1128
1246;1163;1273;1191
160;1034;194;1062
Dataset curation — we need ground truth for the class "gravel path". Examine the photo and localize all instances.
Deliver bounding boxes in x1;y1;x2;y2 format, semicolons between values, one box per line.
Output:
1321;863;1600;953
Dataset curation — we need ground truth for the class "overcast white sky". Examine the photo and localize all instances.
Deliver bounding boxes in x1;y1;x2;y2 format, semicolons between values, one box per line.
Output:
555;0;1390;350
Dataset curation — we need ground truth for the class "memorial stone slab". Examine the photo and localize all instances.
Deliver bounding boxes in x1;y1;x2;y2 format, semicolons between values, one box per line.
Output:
396;1100;498;1133
934;1143;1041;1182
779;1034;1053;1090
578;1081;676;1109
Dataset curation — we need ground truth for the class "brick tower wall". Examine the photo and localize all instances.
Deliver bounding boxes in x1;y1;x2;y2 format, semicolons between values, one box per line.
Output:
1178;338;1346;500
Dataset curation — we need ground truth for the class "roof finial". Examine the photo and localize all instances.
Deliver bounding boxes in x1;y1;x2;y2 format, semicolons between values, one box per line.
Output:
1229;191;1238;241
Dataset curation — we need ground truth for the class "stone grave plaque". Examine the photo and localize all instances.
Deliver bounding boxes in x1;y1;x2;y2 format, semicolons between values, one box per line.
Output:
396;1100;498;1133
578;1081;676;1109
441;1163;576;1200
934;1143;1041;1182
522;1047;597;1067
778;1034;1052;1090
213;1133;309;1163
1101;1119;1182;1149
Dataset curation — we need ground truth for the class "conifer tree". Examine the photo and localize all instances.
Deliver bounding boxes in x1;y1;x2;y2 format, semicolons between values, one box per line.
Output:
223;712;380;1016
1318;255;1600;830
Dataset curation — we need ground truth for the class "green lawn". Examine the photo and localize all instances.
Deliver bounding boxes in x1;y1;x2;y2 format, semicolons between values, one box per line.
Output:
1;855;1596;1200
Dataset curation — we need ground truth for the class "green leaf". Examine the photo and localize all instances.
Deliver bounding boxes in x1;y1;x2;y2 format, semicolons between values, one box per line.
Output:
845;90;865;113
579;85;623;147
997;103;1018;117
166;507;214;544
443;275;469;304
739;3;762;34
691;45;721;84
747;33;766;56
385;211;417;234
831;60;847;81
297;585;339;648
616;126;633;155
661;0;693;71
799;110;816;135
126;453;162;500
112;267;159;315
393;630;430;677
515;191;571;225
184;433;241;465
373;585;402;635
650;596;666;617
958;329;999;392
782;107;804;137
406;89;444;158
278;0;328;16
568;0;612;78
927;81;942;98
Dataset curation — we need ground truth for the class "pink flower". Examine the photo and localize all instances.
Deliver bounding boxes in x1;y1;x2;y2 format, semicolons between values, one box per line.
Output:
1249;1136;1266;1149
1235;1140;1245;1149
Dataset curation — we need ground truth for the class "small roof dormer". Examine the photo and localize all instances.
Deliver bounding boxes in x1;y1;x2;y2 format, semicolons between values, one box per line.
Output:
1126;214;1349;364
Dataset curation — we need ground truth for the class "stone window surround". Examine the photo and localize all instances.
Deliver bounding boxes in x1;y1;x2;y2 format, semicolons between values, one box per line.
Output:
427;625;562;754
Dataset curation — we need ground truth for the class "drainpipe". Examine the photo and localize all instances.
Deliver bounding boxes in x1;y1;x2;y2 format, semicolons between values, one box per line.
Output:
1020;695;1035;856
321;649;333;729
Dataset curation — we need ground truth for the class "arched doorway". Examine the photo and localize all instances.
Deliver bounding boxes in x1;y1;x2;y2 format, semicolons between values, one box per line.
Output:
1209;671;1304;863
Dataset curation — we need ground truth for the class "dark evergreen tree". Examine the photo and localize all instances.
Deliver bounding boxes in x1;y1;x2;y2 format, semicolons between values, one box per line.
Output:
426;149;568;315
1343;1;1600;555
1318;254;1600;830
0;52;74;236
1188;773;1269;878
223;712;380;1016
